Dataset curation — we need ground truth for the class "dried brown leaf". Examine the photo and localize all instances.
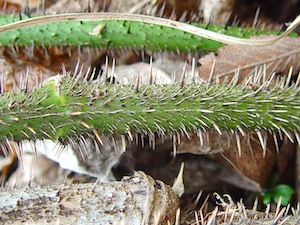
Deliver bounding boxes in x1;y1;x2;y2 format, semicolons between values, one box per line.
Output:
152;0;200;20
217;132;278;191
1;0;111;12
177;132;278;191
198;36;300;84
1;0;40;8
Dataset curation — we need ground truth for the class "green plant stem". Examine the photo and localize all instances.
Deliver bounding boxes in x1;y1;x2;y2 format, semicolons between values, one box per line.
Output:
0;13;299;145
0;77;299;143
0;13;297;52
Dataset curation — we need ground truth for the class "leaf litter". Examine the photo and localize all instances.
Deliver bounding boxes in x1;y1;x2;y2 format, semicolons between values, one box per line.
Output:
0;0;300;224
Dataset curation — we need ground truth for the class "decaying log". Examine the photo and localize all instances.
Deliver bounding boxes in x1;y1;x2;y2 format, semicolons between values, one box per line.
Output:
0;171;179;225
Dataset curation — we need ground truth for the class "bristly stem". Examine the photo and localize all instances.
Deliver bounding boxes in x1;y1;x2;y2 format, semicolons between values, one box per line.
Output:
0;13;298;52
0;13;299;146
0;76;299;143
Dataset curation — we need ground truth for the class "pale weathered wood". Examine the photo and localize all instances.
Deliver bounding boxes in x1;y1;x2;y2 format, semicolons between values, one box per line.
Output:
0;172;179;225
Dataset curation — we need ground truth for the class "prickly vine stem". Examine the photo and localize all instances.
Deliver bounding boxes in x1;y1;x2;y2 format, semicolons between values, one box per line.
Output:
0;13;299;51
0;9;299;225
0;75;299;144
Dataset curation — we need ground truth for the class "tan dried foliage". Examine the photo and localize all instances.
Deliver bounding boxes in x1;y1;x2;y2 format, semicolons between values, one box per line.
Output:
177;132;296;192
198;36;300;84
0;0;111;12
153;0;201;20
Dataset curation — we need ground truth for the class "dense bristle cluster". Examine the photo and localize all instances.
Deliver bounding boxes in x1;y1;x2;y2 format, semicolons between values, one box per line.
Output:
191;194;300;224
0;3;299;224
0;73;299;154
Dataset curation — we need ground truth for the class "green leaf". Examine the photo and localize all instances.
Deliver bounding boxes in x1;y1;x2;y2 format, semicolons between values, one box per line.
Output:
262;192;272;205
272;184;294;206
